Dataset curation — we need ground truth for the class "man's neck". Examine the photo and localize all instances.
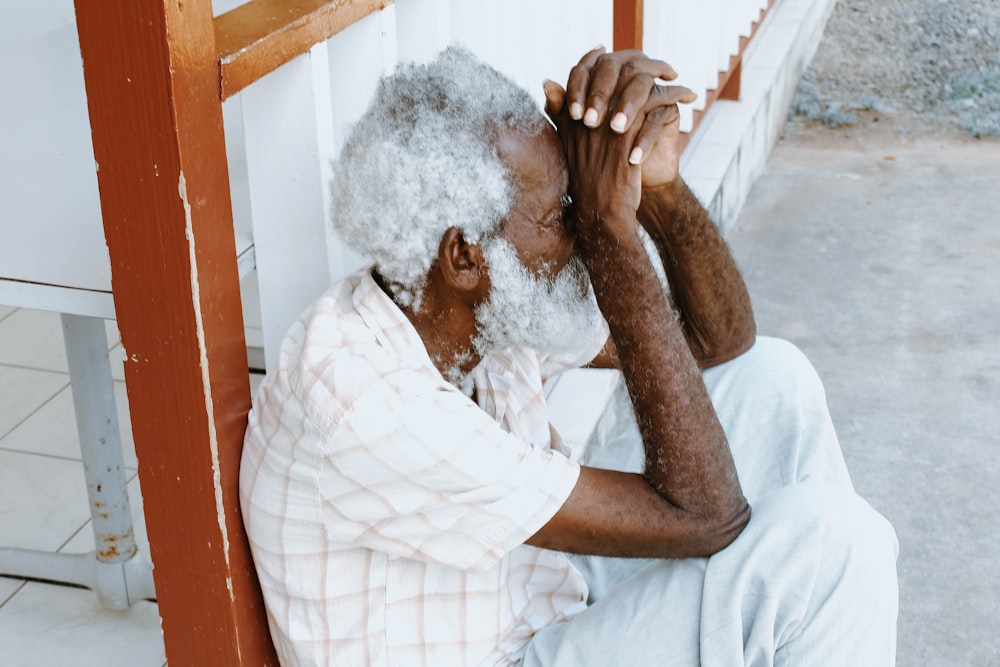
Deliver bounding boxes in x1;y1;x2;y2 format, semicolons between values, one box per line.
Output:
373;269;482;383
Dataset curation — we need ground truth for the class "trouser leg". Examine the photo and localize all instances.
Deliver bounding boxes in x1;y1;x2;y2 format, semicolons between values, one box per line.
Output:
578;336;853;494
704;336;854;498
574;336;859;601
523;483;898;666
524;337;898;664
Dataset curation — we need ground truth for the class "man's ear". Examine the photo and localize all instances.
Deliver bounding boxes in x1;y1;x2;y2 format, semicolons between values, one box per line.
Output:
438;226;486;294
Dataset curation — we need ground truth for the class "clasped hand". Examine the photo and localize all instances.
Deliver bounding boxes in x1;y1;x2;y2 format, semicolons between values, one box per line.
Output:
542;47;696;240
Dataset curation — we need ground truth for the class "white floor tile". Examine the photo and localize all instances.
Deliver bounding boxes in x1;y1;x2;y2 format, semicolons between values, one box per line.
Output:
0;365;68;439
0;382;137;468
0;309;120;373
0;305;15;321
0;576;23;607
0;581;164;667
0;308;70;372
0;450;90;552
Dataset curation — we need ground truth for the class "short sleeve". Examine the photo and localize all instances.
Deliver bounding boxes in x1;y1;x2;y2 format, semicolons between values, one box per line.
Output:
317;372;580;572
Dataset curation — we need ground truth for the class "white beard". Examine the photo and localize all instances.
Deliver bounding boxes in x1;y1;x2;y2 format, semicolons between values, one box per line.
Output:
472;237;604;359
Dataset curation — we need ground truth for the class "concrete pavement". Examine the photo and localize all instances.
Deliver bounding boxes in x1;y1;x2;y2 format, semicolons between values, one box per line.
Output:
727;135;1000;666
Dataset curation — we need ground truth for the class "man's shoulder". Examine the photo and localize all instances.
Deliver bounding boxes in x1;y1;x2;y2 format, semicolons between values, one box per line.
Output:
262;269;443;428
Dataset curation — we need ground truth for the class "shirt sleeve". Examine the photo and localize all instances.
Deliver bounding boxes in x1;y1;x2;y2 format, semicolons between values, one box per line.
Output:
316;370;580;572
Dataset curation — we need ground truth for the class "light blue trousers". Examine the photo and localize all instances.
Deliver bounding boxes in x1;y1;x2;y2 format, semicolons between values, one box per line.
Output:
523;337;899;666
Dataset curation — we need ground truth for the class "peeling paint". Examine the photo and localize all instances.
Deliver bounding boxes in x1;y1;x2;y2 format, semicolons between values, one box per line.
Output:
178;171;234;599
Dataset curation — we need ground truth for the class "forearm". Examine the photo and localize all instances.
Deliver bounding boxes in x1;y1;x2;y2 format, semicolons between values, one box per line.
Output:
638;178;756;367
578;219;749;538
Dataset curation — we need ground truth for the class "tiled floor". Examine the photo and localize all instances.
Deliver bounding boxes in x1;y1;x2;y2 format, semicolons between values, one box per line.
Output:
0;306;167;667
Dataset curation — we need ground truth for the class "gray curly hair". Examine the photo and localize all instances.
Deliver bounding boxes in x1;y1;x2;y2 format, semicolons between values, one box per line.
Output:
330;45;546;307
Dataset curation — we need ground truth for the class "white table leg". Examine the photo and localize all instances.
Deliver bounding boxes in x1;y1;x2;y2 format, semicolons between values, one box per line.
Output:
0;313;156;609
61;314;136;563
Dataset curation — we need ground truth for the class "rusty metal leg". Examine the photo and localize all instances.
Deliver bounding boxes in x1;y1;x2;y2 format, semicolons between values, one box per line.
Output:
61;312;155;608
61;314;136;563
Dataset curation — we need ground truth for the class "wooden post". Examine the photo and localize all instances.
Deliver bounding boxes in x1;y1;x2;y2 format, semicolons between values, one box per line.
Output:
73;0;277;663
614;0;643;51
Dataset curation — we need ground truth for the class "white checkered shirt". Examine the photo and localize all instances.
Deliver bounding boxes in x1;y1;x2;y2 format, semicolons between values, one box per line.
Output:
240;270;607;666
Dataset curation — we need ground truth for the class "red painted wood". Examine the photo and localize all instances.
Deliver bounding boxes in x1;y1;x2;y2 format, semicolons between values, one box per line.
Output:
614;0;643;51
215;0;391;98
73;0;278;663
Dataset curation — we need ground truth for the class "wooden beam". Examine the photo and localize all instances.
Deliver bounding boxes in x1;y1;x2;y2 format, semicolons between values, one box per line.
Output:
73;0;278;663
613;0;643;51
216;0;391;99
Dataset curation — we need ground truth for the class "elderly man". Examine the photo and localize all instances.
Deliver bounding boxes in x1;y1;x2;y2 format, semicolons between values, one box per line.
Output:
240;46;898;666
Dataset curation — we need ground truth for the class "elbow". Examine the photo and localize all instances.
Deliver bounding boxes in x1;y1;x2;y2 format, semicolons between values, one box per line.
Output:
705;499;752;554
681;499;752;558
694;318;757;370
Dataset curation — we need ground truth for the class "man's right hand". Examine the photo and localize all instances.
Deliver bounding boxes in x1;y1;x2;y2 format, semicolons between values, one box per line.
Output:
543;72;643;246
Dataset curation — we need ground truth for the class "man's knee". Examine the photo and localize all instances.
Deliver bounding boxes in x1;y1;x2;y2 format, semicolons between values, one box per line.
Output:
706;338;853;493
743;484;899;661
737;483;899;609
707;336;829;410
753;482;896;553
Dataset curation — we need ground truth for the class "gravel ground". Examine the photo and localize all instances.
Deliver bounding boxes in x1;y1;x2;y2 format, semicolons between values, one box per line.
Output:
785;0;1000;140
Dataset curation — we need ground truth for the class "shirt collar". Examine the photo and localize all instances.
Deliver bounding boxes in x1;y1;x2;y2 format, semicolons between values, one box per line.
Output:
352;269;440;376
349;270;524;426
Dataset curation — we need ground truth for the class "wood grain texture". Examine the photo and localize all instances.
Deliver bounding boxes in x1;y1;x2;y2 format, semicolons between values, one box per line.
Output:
215;0;391;98
614;0;643;51
73;0;278;663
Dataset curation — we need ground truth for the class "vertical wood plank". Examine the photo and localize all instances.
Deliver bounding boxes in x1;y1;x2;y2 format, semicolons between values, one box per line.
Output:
395;0;452;63
613;0;642;51
325;7;398;282
73;0;277;663
242;49;335;370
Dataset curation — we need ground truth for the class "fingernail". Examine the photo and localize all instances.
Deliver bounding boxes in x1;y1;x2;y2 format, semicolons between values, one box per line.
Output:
610;112;627;133
592;43;606;52
583;108;599;127
629;147;643;165
570;102;583;120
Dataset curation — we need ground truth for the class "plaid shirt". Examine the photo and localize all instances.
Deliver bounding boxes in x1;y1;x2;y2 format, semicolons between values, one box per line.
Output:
240;270;606;666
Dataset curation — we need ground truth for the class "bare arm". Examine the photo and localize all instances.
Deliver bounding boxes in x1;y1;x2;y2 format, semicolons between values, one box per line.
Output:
526;49;750;559
553;47;756;370
637;178;756;368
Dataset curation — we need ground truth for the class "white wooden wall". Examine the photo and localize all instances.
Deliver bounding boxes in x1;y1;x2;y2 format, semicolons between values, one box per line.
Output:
222;0;771;369
644;0;770;132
